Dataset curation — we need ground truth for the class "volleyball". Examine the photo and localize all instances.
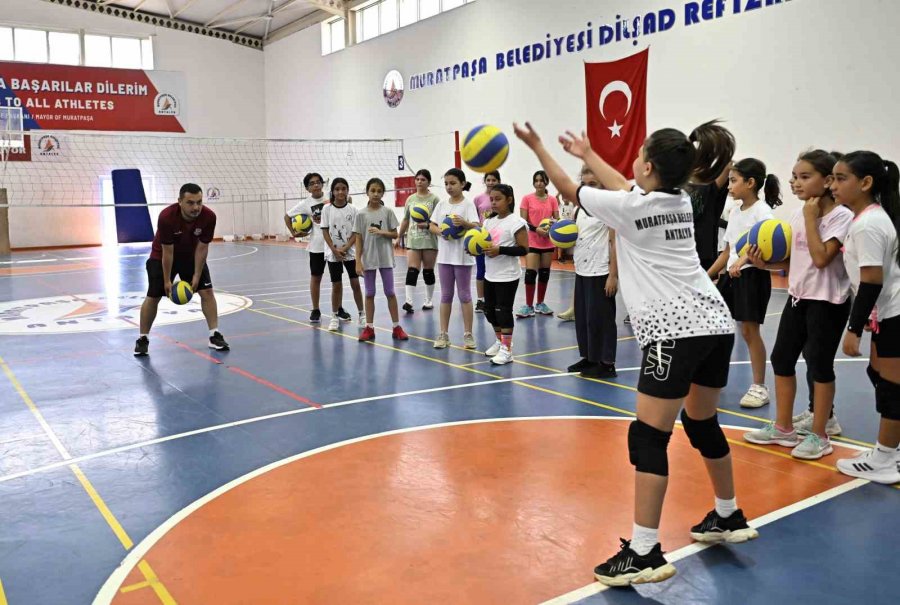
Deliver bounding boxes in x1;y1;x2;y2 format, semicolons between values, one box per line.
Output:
463;227;492;256
748;219;792;262
409;202;431;223
539;218;553;231
170;281;193;305
734;230;751;257
461;124;509;174
441;214;465;239
291;213;312;233
549;219;578;248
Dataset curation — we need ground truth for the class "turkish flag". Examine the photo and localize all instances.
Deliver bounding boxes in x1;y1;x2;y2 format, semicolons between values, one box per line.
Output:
585;49;648;179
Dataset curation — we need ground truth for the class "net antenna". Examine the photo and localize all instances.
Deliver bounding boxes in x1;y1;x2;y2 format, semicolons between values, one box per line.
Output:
0;105;24;192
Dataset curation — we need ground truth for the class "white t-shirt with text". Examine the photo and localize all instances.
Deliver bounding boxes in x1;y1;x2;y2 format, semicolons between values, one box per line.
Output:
431;198;480;266
843;205;900;321
724;200;773;271
483;213;528;282
320;202;358;262
574;206;611;277
287;196;327;254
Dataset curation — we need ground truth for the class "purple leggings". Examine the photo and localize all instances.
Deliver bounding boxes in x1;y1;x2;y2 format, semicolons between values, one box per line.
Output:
364;268;395;298
438;263;473;304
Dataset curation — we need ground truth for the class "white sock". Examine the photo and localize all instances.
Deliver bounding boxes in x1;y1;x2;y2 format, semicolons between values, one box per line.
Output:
393;322;400;328
209;329;218;337
425;283;435;301
139;333;148;339
873;442;896;465
405;285;415;305
630;523;658;556
715;497;738;518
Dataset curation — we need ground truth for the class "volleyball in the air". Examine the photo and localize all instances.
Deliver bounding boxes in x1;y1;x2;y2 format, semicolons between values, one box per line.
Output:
748;219;792;262
170;281;193;305
409;202;431;223
463;227;492;256
441;215;465;239
734;230;751;257
291;213;312;233
461;125;509;174
549;219;579;248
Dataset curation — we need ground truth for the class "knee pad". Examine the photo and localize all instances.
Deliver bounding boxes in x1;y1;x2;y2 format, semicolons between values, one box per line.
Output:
497;307;514;329
524;269;537;285
875;378;900;420
538;268;551;283
867;364;882;388
422;268;435;285
680;410;730;459
405;267;420;287
628;420;672;476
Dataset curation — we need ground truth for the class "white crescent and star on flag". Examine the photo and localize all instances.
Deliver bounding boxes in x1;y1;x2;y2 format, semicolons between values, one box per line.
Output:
598;80;633;139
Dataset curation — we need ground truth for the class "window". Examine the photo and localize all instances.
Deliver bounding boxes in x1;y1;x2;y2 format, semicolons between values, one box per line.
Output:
0;26;153;68
14;28;48;63
49;32;80;65
322;0;475;55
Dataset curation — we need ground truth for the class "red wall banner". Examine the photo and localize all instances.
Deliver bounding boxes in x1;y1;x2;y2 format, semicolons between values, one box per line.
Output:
0;61;186;133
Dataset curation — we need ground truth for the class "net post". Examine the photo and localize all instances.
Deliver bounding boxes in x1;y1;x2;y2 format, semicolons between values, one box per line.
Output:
454;130;461;169
0;189;9;254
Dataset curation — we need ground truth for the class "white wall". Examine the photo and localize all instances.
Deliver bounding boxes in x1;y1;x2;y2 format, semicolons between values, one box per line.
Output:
265;0;900;221
1;0;266;247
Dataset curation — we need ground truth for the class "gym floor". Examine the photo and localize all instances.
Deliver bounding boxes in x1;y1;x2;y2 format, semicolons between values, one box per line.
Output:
0;241;896;604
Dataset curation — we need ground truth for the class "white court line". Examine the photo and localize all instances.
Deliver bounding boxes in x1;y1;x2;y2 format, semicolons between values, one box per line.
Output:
0;247;258;269
539;478;868;604
0;371;582;486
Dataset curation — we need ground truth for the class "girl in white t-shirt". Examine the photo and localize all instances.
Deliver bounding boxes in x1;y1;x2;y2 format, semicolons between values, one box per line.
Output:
707;159;782;409
480;184;529;365
831;151;900;485
743;150;852;460
515;120;756;587
429;168;480;350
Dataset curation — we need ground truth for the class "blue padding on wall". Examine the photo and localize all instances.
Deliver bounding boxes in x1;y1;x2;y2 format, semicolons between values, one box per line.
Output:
111;169;154;243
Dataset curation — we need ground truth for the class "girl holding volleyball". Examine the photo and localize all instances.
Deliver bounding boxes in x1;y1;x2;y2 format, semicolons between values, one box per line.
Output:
472;170;500;314
480;184;529;365
429;168;480;350
517;170;559;317
832;151;900;484
743;150;852;459
397;169;439;313
515;120;757;587
706;159;782;409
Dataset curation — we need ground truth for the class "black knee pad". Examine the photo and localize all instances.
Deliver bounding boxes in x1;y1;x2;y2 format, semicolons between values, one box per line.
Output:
867;364;882;388
524;269;537;285
680;410;730;459
875;377;900;420
538;267;551;283
422;268;435;285
405;267;420;287
496;307;514;330
628;420;672;476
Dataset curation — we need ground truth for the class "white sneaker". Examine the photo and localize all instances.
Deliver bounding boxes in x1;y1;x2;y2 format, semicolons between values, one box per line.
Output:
463;332;477;350
836;449;900;484
490;345;513;365
793;409;843;436
743;422;800;447
358;313;366;328
433;333;450;349
740;384;770;408
791;433;833;460
485;340;502;357
422;299;434;310
327;317;340;331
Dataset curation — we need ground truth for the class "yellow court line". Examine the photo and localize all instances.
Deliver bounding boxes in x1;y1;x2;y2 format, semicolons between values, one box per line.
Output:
0;577;7;605
136;559;177;604
120;580;152;593
0;354;175;604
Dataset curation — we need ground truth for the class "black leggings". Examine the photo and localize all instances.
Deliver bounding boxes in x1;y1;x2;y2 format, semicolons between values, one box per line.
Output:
484;279;519;330
575;274;617;364
771;297;850;384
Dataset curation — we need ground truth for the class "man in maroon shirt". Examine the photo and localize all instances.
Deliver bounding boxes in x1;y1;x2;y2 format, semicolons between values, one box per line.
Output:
134;183;229;356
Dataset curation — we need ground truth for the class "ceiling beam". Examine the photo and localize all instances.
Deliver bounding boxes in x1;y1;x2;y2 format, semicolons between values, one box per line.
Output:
205;0;254;27
163;0;176;18
304;0;348;17
265;9;331;45
173;0;204;18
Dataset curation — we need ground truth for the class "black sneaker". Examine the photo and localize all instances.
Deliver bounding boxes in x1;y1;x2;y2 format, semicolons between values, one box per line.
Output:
402;302;415;314
567;358;591;372
309;309;322;323
594;539;676;587
581;363;618;379
134;336;149;357
623;315;631;325
209;331;230;351
475;299;485;313
690;509;759;543
337;307;352;322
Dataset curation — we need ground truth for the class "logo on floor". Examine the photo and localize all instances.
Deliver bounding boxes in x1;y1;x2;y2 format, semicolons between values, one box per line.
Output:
0;292;252;334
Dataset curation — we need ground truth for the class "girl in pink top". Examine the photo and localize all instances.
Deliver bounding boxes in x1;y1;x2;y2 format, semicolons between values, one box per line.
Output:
517;170;559;317
472;170;500;313
743;150;853;460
